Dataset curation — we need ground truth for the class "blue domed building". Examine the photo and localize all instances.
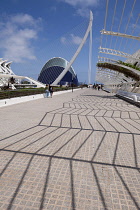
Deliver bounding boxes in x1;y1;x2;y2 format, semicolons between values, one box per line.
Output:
38;57;78;86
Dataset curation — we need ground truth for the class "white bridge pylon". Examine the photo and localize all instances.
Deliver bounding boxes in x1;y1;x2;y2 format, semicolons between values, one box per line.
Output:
51;11;93;86
100;29;140;41
99;47;140;61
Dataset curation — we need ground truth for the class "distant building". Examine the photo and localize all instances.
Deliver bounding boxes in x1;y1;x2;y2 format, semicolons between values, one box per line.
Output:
38;57;78;86
0;58;45;88
0;59;14;87
0;59;14;75
126;49;140;68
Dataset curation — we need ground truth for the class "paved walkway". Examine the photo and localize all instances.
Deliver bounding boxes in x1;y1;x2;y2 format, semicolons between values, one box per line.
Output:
0;89;140;210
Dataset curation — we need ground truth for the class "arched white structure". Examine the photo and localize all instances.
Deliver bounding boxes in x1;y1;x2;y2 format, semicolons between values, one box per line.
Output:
101;29;140;41
51;11;93;86
99;47;140;61
98;56;117;63
38;57;78;85
0;58;45;88
88;21;92;84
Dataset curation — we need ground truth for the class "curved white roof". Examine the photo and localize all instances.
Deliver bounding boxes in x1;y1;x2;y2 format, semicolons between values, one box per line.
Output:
0;58;14;75
40;57;76;77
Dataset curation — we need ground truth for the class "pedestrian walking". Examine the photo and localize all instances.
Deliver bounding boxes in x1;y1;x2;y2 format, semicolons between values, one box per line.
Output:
49;86;53;97
98;84;101;91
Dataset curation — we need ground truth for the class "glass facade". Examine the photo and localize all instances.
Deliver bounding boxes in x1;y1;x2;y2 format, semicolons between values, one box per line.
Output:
38;57;78;85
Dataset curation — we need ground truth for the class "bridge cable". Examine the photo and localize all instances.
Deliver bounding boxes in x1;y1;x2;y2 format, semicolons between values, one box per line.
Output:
114;0;127;49
98;0;109;82
104;0;109;48
110;0;118;49
118;0;136;50
123;13;140;53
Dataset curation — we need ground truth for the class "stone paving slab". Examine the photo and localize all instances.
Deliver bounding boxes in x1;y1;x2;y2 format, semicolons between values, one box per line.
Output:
0;89;140;210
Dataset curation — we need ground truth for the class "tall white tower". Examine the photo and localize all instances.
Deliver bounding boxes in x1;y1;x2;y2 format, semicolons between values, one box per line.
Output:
88;14;93;85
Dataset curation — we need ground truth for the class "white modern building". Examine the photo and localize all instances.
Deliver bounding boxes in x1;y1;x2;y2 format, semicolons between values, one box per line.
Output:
38;57;78;86
125;49;140;68
0;58;45;89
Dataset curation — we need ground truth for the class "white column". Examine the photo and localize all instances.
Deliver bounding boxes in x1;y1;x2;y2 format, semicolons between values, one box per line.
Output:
88;25;92;84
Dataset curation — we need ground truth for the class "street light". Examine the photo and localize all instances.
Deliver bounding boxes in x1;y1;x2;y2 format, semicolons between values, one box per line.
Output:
72;74;73;92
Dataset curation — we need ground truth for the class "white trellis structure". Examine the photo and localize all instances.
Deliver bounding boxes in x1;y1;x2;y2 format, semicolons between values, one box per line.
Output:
98;47;140;61
96;0;140;93
98;56;117;63
97;66;133;85
100;29;140;41
0;58;45;88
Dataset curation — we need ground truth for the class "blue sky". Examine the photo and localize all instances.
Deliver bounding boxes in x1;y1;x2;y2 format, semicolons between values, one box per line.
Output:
0;0;140;83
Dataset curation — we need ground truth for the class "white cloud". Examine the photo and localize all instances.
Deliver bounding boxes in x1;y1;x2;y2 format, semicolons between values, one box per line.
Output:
59;0;99;17
3;29;37;62
130;23;140;32
70;34;82;45
0;14;42;63
50;6;57;12
61;0;99;7
60;36;67;44
60;34;82;45
11;14;35;25
76;8;90;18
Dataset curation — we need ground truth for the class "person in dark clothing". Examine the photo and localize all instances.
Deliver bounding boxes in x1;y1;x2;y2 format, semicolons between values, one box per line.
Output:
49;86;53;97
98;85;100;91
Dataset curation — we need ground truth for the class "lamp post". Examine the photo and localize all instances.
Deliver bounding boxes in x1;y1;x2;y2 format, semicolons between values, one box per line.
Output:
72;74;73;92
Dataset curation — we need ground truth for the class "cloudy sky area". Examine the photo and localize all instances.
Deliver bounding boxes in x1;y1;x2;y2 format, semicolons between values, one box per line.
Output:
0;0;140;83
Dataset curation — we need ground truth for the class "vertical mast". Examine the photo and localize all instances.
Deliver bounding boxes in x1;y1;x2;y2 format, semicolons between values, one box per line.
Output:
88;17;92;85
